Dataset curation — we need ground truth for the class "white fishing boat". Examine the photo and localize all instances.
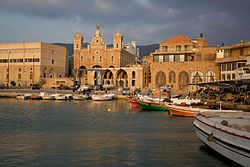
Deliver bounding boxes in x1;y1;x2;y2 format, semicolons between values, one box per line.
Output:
55;94;67;100
193;111;250;166
65;94;73;100
91;91;114;101
72;94;89;100
16;93;32;100
16;95;28;100
39;92;56;100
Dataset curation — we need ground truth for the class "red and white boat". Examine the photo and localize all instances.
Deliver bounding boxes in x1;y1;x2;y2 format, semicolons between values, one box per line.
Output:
128;99;139;107
193;111;250;166
168;105;203;117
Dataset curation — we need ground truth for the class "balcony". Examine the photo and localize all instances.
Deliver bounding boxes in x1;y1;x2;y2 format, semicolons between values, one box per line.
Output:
155;48;195;54
215;55;247;63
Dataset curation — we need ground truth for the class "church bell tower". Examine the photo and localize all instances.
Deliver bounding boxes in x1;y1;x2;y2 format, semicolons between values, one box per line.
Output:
113;31;123;50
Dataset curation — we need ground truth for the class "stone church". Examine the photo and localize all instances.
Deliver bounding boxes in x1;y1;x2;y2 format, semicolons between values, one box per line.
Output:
73;25;148;90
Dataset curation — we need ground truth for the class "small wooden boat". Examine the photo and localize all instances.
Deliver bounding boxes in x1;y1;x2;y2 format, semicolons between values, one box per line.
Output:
55;94;67;100
16;93;32;100
72;95;89;100
30;95;42;100
16;95;28;100
193;111;250;166
65;94;73;100
91;91;114;101
128;99;139;107
42;95;56;100
168;105;202;117
39;92;56;100
138;101;168;111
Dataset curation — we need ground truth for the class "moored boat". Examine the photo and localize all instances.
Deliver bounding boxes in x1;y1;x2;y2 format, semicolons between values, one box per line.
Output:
91;91;114;101
168;105;202;117
16;95;28;100
193;111;250;166
72;94;89;100
137;101;168;111
55;94;67;100
128;99;139;107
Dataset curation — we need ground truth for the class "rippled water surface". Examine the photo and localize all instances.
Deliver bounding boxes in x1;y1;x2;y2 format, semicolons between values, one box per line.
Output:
0;99;233;167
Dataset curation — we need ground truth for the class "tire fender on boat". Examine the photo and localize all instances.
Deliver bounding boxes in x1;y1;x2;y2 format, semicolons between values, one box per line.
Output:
207;133;214;142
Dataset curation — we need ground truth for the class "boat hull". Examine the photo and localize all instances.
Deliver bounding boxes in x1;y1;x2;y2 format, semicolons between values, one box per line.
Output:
128;99;139;107
92;95;113;101
168;105;199;117
138;102;168;111
73;95;88;100
193;113;250;166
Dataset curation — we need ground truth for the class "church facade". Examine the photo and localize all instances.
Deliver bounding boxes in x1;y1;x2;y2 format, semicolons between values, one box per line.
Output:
73;26;147;90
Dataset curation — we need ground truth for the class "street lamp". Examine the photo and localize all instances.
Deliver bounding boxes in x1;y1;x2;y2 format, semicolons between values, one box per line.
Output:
7;50;11;88
32;54;35;86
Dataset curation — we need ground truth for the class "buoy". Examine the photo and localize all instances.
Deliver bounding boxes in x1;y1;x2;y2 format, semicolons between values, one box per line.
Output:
108;108;111;112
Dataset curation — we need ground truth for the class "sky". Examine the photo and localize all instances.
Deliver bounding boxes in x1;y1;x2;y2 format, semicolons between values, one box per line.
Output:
0;0;250;46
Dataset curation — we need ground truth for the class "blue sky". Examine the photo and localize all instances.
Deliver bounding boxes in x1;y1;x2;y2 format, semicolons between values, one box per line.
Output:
0;0;249;46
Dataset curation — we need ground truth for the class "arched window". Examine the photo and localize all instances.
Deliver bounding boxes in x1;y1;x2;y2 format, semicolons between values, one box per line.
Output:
169;71;176;83
100;56;102;63
179;71;189;91
112;56;114;62
206;71;216;82
92;56;94;62
191;71;204;84
155;71;166;86
132;71;136;79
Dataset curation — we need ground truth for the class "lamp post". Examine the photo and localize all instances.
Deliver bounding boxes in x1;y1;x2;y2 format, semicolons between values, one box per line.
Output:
32;54;35;86
7;50;11;88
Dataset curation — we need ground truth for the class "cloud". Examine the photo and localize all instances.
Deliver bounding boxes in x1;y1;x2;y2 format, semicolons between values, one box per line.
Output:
0;0;250;45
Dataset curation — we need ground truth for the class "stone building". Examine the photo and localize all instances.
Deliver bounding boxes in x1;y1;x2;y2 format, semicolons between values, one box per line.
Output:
0;42;67;87
215;41;250;81
73;25;146;90
146;33;220;93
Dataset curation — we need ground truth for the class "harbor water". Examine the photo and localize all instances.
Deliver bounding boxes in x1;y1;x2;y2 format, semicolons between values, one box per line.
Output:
0;99;234;167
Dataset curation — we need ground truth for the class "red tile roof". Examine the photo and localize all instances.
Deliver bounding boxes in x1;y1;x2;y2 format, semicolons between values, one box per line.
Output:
162;34;191;44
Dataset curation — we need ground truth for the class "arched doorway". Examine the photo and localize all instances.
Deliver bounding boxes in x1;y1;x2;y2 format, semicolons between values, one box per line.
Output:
79;66;87;84
116;69;128;88
103;70;114;85
92;65;102;86
155;71;166;87
179;71;189;92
